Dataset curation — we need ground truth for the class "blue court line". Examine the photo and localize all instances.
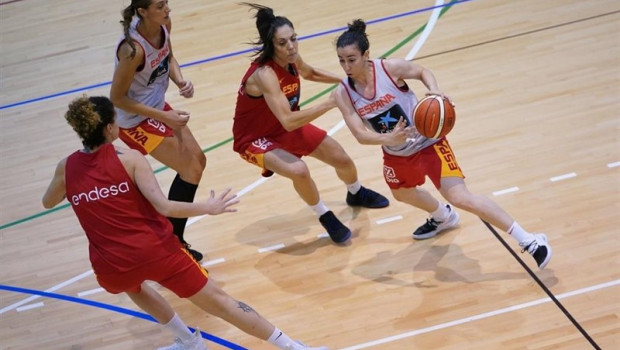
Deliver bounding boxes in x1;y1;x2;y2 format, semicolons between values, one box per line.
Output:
0;1;462;232
0;1;470;111
0;284;249;350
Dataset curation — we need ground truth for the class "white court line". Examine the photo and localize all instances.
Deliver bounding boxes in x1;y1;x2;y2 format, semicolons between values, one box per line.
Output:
406;0;444;60
258;243;285;253
16;302;44;312
608;161;620;168
202;258;226;267
492;186;520;196
77;288;105;297
187;177;271;226
338;279;620;350
0;0;443;316
317;233;330;239
327;120;347;136
376;215;403;225
0;270;93;315
550;172;577;182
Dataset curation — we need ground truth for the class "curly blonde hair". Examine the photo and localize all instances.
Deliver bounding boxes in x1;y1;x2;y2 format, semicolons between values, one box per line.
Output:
65;95;115;150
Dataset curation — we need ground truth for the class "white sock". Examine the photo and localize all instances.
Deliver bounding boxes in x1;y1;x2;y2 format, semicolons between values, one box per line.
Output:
346;180;361;195
430;202;450;221
507;221;533;243
268;327;297;349
310;200;329;216
162;313;193;342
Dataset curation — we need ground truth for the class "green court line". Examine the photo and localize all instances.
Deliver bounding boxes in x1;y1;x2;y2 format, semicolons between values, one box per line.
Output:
0;2;455;231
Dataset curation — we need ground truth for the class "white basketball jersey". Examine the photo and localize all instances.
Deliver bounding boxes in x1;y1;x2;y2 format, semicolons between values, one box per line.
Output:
340;59;438;157
114;18;170;128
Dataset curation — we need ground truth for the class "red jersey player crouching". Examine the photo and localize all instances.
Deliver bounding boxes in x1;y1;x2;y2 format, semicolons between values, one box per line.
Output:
233;3;389;244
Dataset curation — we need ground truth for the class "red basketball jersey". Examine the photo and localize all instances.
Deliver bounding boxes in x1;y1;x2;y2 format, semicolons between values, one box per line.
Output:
232;59;301;153
65;144;181;274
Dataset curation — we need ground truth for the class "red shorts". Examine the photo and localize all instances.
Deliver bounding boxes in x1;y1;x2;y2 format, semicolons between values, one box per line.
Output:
238;124;327;177
383;138;464;190
118;103;175;155
95;247;208;298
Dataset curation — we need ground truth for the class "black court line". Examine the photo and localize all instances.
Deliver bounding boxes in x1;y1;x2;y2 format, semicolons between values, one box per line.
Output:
0;0;24;5
481;220;601;350
414;10;620;61
457;11;619;350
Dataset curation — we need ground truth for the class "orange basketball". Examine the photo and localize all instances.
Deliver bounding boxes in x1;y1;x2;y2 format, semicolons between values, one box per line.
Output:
413;95;456;139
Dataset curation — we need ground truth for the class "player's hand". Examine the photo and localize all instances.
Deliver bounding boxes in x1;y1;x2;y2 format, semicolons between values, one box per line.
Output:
204;188;239;215
426;90;454;107
177;80;194;98
386;117;411;146
162;109;190;130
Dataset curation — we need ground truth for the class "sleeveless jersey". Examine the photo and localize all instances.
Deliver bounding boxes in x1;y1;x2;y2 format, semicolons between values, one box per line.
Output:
232;59;301;152
114;17;171;128
65;144;180;274
340;59;438;157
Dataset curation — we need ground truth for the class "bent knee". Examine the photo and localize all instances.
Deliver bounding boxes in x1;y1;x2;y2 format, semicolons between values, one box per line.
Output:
331;152;355;170
444;195;475;212
287;162;312;180
178;152;206;182
391;189;409;203
196;152;207;170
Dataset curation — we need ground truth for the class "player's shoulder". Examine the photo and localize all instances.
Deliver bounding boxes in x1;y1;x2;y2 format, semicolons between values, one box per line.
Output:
254;63;276;77
56;156;69;170
117;38;144;61
114;145;141;158
251;64;278;86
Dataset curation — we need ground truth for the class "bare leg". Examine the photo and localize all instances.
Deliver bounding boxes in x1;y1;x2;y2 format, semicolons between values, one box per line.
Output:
187;280;274;340
126;283;175;324
151;126;206;184
439;177;513;231
263;148;321;206
309;136;358;185
391;186;441;213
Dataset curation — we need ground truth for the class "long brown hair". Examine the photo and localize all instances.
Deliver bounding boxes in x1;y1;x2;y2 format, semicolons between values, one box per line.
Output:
120;0;153;58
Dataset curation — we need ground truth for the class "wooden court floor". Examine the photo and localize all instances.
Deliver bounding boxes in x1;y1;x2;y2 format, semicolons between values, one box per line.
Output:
1;0;619;349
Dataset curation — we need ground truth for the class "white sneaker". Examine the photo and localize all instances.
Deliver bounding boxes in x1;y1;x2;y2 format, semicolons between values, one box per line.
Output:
519;233;552;269
412;204;460;240
286;340;329;350
157;327;209;350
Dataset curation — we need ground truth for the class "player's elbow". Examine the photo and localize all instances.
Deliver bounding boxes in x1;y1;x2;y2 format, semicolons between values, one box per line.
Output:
42;196;59;209
109;93;123;107
278;117;299;132
281;122;298;132
153;203;174;217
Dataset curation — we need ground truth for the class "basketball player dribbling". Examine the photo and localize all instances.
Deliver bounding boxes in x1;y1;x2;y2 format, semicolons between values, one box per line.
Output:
110;0;206;261
333;19;552;269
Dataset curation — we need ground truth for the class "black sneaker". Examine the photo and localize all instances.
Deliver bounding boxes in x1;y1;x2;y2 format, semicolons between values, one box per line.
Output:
184;243;204;262
519;233;552;269
412;205;460;240
319;211;351;243
346;186;389;208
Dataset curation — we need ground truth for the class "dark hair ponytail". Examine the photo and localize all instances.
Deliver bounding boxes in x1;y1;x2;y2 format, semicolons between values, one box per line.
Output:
241;2;294;63
336;18;370;54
